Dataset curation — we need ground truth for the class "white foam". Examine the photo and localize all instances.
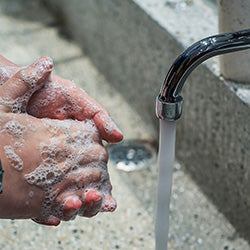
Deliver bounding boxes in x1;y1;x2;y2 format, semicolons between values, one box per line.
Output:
34;57;53;74
24;117;112;220
4;120;27;138
0;66;20;85
20;69;39;87
29;190;34;198
0;58;53;114
4;145;23;171
27;80;82;118
14;141;24;149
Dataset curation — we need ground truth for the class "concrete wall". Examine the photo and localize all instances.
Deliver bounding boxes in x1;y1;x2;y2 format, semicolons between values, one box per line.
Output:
44;0;250;241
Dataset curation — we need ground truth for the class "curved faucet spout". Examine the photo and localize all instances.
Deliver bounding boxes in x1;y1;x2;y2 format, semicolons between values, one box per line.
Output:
156;29;250;121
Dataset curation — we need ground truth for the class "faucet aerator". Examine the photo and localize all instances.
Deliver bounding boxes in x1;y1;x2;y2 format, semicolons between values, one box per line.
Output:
156;95;183;121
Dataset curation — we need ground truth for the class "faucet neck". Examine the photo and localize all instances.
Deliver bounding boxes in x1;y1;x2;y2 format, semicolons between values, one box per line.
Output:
157;29;250;120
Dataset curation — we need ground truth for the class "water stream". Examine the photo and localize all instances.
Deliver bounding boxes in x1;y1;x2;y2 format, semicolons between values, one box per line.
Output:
155;120;177;250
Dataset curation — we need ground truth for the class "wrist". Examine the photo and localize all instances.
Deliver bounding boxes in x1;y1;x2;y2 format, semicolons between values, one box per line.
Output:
0;146;44;219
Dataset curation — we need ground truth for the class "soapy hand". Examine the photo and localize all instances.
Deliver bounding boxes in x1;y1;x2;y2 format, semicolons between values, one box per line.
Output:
0;55;123;143
0;57;117;226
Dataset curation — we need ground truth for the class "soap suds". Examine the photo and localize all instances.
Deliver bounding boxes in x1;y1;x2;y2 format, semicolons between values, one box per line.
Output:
0;66;20;85
0;57;53;113
27;80;82;119
24;118;113;221
4;120;27;138
4;145;23;171
0;57;116;221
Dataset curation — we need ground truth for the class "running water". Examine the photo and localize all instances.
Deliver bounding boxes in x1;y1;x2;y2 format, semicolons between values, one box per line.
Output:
155;120;176;250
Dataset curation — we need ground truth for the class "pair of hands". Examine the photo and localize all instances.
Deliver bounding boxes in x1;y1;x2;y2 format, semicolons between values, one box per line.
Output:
0;56;123;226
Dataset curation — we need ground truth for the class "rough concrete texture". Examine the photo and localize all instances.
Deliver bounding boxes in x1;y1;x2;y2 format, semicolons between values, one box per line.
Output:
44;0;250;242
0;0;249;249
218;0;250;83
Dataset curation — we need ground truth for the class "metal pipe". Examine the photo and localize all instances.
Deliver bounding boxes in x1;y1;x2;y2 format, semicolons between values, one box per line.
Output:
156;29;250;121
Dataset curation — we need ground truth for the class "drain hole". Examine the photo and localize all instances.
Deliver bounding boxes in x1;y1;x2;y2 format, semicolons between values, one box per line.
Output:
107;140;156;172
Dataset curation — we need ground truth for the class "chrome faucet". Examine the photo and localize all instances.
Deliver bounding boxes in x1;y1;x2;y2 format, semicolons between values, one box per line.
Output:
156;29;250;121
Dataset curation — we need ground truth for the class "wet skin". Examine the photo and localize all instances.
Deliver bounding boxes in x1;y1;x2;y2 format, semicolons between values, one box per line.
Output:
0;55;123;143
0;56;122;225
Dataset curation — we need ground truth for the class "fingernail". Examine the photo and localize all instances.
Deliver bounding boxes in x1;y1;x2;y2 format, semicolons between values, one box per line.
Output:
101;195;117;212
111;119;123;135
104;116;123;136
46;215;61;226
84;190;102;203
32;215;61;226
63;196;82;212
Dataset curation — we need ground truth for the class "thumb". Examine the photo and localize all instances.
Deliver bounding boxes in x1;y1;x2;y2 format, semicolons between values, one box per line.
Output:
0;57;53;113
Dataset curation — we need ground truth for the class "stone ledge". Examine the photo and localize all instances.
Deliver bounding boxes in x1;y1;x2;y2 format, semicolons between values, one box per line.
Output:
44;0;250;241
